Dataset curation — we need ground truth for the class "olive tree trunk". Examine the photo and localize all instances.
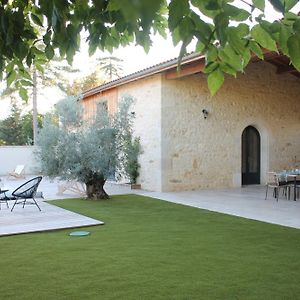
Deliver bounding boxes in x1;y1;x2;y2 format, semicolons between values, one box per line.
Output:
85;177;109;200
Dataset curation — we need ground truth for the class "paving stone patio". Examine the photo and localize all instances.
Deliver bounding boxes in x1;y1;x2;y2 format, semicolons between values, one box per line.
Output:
1;176;300;237
0;201;103;236
0;176;104;236
138;186;300;229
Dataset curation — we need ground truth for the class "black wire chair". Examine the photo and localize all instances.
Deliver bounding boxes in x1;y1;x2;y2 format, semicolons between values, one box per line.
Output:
10;176;43;212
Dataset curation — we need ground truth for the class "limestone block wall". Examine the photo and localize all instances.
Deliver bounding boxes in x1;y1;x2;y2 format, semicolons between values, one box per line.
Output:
161;62;300;191
118;75;163;191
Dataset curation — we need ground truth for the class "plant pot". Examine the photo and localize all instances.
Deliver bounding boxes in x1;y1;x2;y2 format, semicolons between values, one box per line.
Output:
131;183;141;190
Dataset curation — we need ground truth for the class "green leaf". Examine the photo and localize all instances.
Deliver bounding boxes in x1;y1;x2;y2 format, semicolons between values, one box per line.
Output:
279;24;292;55
168;0;189;30
20;80;33;87
7;70;16;87
284;0;298;11
106;0;123;11
31;47;45;57
19;68;32;81
191;0;220;18
206;0;221;10
178;17;194;40
35;63;44;74
214;13;229;45
282;12;298;26
31;13;43;26
224;4;250;22
227;27;248;55
190;12;212;41
269;21;281;34
220;63;237;77
293;19;300;32
172;27;181;46
45;45;55;59
269;0;285;13
196;40;205;53
251;24;277;51
204;61;219;73
249;41;263;59
218;44;243;71
19;87;28;102
206;45;218;61
253;0;265;11
287;34;300;71
43;31;52;44
26;52;33;67
208;68;224;96
6;61;15;73
241;48;251;67
15;41;28;61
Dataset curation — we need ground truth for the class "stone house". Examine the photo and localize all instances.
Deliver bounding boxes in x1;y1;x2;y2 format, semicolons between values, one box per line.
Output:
82;52;300;192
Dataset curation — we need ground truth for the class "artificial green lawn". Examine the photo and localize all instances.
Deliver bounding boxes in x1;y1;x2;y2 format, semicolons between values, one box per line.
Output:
1;195;300;300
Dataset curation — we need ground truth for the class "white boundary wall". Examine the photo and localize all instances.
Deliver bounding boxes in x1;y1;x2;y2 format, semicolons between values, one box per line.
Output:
0;146;40;175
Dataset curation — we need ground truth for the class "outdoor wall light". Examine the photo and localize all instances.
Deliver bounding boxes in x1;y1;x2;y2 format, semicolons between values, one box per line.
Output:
131;111;135;116
202;109;209;119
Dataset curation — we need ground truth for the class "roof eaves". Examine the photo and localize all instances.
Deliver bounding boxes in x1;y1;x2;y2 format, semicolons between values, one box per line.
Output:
82;52;205;98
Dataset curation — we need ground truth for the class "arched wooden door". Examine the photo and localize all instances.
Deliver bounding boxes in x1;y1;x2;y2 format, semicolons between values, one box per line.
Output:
242;126;261;185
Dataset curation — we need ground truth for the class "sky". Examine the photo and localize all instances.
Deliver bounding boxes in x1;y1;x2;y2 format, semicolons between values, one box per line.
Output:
0;34;183;119
1;2;300;119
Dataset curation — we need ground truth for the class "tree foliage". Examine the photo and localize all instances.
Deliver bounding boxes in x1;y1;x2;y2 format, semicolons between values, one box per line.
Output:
65;71;105;96
65;56;123;95
0;102;43;145
0;0;299;95
121;137;141;184
97;56;124;81
36;94;138;199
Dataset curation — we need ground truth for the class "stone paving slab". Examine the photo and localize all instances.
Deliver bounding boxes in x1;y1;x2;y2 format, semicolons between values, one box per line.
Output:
1;176;300;234
0;200;103;236
137;186;300;229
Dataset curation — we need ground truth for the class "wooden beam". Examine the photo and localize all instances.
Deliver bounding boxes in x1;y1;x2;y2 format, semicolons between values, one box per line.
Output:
276;64;297;74
165;61;205;79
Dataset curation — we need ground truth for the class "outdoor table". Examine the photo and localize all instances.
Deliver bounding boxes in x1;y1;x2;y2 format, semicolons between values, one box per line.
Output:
0;189;9;209
287;175;300;201
277;170;300;201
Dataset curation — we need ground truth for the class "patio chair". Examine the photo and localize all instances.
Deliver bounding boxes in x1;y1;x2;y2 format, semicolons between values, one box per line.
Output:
0;188;9;210
9;176;43;212
265;172;289;201
8;165;25;179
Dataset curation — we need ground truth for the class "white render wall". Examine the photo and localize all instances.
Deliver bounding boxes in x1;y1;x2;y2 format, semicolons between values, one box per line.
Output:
118;74;163;191
0;146;40;175
161;62;300;191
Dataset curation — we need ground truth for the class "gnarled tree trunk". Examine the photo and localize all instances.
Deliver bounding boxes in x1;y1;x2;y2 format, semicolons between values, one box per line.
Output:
85;176;109;200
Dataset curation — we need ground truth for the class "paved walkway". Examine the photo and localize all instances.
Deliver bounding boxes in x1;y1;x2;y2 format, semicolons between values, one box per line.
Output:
0;177;104;236
0;201;103;236
137;186;300;229
1;176;300;236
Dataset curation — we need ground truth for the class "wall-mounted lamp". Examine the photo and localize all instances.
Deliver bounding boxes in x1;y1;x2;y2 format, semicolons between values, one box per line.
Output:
202;109;209;119
130;111;135;116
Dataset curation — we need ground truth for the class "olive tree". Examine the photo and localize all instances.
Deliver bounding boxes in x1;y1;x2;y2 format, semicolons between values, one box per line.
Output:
36;94;136;199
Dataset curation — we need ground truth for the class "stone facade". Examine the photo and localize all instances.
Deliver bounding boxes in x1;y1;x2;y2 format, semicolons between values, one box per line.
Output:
82;61;300;192
161;61;300;191
118;75;163;191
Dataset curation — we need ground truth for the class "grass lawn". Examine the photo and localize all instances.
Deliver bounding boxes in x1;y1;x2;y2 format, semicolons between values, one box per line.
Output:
0;194;300;300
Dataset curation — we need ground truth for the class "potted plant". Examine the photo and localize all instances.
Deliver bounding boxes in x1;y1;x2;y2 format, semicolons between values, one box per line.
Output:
124;137;141;189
